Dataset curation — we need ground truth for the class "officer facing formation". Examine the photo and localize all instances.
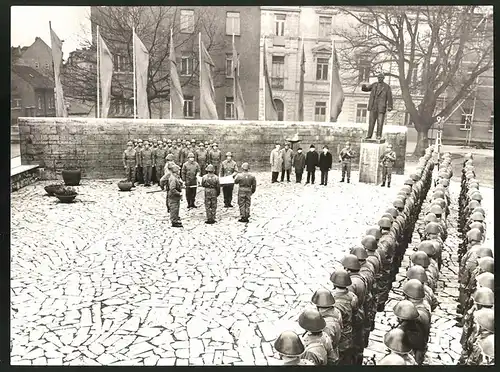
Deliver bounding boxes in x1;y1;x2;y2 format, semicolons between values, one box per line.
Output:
201;164;220;224
181;153;201;209
220;152;238;208
234;163;257;223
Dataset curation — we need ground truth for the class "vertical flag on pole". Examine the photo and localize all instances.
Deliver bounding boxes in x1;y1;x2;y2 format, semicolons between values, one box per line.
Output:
298;38;306;121
98;30;113;118
169;29;184;119
263;39;278;121
49;22;68;117
97;26;100;118
199;33;218;120
232;34;245;120
328;40;344;122
133;30;150;119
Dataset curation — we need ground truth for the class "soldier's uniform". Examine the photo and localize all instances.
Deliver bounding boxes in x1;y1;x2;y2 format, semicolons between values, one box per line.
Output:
313;292;342;365
181;153;201;209
220;153;238;208
234;163;256;223
461;309;494;365
122;141;136;184
379;145;396;187
151;140;158;185
393;300;427;365
141;143;154;186
171;143;181;166
168;165;183;227
201;164;220;224
155;141;166;183
208;144;222;176
179;141;188;167
273;331;315;366
160;154;177;210
299;309;336;365
460;288;494;347
384;328;417;365
339;142;354;183
196;143;208;176
134;140;144;184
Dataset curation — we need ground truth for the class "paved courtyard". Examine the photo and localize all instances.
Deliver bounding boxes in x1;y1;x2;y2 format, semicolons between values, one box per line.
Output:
10;169;493;365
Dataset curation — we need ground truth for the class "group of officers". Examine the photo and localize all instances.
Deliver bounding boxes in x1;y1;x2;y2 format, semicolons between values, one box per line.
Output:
456;154;494;365
122;138;256;227
272;145;440;365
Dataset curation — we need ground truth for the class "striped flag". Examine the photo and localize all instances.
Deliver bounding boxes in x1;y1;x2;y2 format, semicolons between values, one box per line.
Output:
133;30;150;119
263;41;278;121
232;35;245;120
329;43;344;122
199;35;218;119
49;23;68;117
298;40;305;121
169;30;184;119
98;33;113;118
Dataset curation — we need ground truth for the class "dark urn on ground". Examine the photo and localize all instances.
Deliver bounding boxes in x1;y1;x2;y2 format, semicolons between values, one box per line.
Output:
118;180;133;191
44;184;64;196
54;186;78;203
62;169;82;186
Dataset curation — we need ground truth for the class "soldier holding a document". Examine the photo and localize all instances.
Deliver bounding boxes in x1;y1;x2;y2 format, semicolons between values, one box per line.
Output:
220;152;239;208
181;153;201;209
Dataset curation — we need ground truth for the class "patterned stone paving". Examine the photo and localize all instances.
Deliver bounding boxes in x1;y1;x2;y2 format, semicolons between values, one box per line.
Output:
10;170;493;365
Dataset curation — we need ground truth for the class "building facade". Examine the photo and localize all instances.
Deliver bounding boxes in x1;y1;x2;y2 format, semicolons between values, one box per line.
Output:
89;6;261;120
14;37;54;80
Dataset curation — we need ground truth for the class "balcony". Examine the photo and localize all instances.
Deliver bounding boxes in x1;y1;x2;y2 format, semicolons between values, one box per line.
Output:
271;77;284;89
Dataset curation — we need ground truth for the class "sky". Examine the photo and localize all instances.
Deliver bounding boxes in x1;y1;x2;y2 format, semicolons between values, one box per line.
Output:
11;6;91;60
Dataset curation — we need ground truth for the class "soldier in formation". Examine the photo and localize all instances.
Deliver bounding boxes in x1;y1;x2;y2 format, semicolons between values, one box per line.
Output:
379;143;396;187
339;141;354;183
167;164;184;228
201;164;220;224
234;163;257;223
122;141;136;186
141;141;154;187
181;152;200;209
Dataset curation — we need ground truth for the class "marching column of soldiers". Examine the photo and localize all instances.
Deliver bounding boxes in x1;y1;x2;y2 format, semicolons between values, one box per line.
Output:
456;154;494;365
123;138;256;227
272;146;439;365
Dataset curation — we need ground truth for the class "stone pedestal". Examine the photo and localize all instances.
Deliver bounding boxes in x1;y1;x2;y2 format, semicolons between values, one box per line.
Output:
359;140;387;184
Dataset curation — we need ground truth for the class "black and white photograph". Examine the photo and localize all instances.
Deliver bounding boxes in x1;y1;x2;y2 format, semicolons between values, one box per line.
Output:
10;4;493;366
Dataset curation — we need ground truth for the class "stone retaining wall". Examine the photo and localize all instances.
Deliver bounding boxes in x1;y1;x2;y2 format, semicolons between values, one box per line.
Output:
18;118;407;179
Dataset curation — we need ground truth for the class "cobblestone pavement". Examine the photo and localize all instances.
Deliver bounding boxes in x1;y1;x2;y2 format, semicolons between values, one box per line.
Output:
10;170;493;366
363;180;493;365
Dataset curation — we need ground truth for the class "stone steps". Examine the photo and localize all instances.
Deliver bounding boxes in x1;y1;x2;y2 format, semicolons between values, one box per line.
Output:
11;164;40;192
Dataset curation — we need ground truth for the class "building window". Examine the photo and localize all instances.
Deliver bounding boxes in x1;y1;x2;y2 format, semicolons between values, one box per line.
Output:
180;10;195;34
226;12;240;36
274;98;284;121
225;97;235;119
114;55;130;72
37;94;43;110
356;103;368;123
35;61;39;69
11;98;22;109
271;55;285;89
319;16;332;38
226;54;234;78
315;102;327;121
180;55;192;76
461;107;473;130
358;58;371;82
48;95;54;109
45;62;50;70
184;96;194;118
316;58;329;81
275;14;286;36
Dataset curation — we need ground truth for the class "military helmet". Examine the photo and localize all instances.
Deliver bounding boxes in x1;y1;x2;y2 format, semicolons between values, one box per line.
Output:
478;257;494;273
366;227;382;241
393;299;419;320
393;199;405;209
206;164;215;172
473;287;494;307
402;279;425;300
474;308;494;333
330;268;352;288
378;217;392;229
274;331;305;356
311;288;335;308
439;178;450;187
477;247;493;258
424;213;438;223
381;213;394;222
361;235;378;251
385;207;399;219
378;354;406;365
396;191;407;199
171;164;180;172
467;200;481;210
213;142;218;147
470;212;485;222
432;198;447;210
471;207;486;216
430;205;443;215
188;152;195;158
406;265;428;284
404;178;414;186
298;308;326;333
241;162;249;171
350;247;368;261
425;222;442;235
409;173;420;181
226;152;232;157
205;141;209;145
476;272;494;291
198;142;204;146
480;334;494;358
401;185;412;194
384;328;411;354
432;190;445;200
467;228;483;242
417;241;437;257
342;254;362;271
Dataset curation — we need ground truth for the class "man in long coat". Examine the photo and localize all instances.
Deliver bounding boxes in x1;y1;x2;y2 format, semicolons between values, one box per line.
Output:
280;143;293;183
293;147;306;183
305;144;319;185
270;143;283;183
361;72;393;140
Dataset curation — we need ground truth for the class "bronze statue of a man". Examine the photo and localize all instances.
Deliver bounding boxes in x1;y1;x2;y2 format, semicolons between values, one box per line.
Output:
361;73;393;140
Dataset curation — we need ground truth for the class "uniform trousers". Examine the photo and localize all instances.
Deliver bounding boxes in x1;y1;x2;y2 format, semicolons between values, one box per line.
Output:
143;165;152;185
204;189;218;221
382;165;393;184
238;188;252;219
125;166;135;183
341;161;352;180
185;187;197;207
222;185;234;206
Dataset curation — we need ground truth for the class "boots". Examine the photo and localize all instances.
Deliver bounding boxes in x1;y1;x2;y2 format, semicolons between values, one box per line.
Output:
347;178;350;183
387;182;391;188
340;178;344;182
380;183;385;187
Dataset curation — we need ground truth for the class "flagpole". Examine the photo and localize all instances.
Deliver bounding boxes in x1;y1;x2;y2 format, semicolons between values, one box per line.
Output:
299;34;304;121
170;28;173;120
199;32;202;119
327;38;334;122
232;32;237;119
132;27;137;119
262;37;266;121
96;26;101;119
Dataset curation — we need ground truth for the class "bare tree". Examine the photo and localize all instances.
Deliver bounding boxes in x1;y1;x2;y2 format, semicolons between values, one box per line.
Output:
62;6;227;116
331;6;493;155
